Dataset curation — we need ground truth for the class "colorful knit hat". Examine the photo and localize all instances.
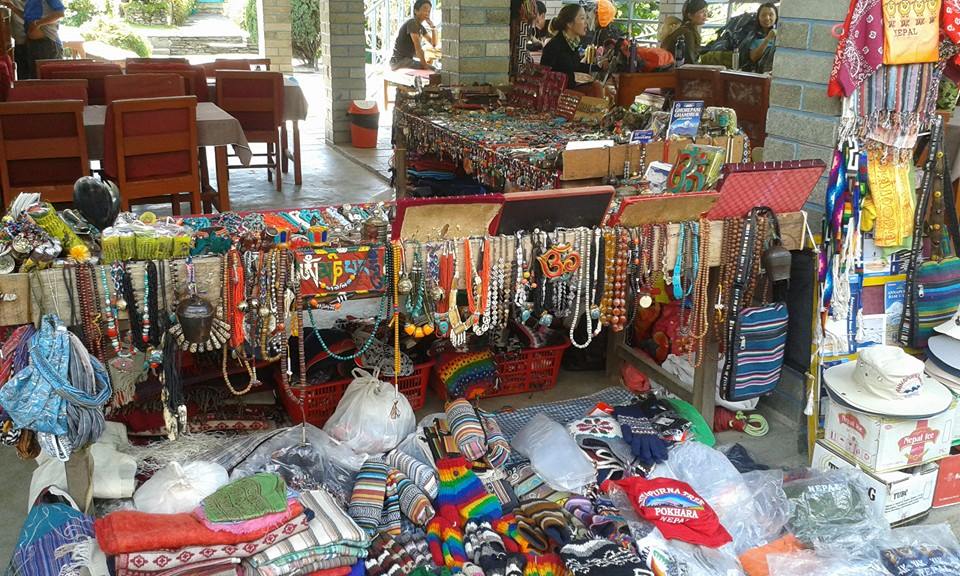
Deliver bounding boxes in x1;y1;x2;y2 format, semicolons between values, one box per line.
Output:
201;473;288;523
560;538;648;576
436;350;498;400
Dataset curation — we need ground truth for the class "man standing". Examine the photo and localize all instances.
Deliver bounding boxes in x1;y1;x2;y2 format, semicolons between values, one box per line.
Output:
3;0;62;79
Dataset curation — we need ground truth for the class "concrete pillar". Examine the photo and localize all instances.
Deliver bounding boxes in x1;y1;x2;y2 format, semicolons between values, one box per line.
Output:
441;0;510;85
659;0;683;20
763;0;847;208
261;0;294;72
319;0;367;144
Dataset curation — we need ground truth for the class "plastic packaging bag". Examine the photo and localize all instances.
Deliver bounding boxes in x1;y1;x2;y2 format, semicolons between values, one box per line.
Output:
231;424;364;504
782;469;889;554
134;461;228;514
323;368;415;455
512;413;596;493
876;524;960;576
767;550;887;576
650;440;785;555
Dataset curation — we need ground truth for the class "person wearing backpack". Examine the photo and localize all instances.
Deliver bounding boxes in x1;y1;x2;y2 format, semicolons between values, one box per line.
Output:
737;3;778;73
661;0;709;66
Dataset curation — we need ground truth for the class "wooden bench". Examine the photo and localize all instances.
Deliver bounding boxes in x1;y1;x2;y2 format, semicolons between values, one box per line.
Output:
383;68;434;110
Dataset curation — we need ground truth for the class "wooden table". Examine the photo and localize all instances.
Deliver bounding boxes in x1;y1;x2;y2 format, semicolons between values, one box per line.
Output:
207;76;309;185
83;102;251;212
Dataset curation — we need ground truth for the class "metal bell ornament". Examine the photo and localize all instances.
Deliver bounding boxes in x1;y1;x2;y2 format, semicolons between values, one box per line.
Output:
763;241;792;283
176;294;216;344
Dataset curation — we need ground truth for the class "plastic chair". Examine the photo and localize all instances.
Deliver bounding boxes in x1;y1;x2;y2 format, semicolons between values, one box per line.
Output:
215;70;284;191
103;73;186;104
39;63;123;105
0;99;89;206
9;79;89;104
103;96;201;214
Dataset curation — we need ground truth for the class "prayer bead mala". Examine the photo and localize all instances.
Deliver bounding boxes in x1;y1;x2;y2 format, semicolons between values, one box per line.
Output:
222;250;255;396
689;219;712;368
569;228;596;349
609;229;629;331
599;231;615;326
76;264;104;363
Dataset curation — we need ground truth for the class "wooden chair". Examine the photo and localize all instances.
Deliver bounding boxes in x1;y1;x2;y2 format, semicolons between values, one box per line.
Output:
103;96;201;214
0;99;89;206
216;70;284;191
125;62;209;101
39;63;123;105
125;57;189;68
104;73;186;104
34;58;97;78
9;79;89;104
202;58;271;77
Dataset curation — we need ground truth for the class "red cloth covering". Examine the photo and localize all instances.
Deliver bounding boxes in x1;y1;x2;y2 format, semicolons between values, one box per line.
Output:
603;477;732;548
304;568;352;576
95;501;304;555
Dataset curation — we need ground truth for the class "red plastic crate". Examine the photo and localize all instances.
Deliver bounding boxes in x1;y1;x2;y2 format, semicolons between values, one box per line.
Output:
431;341;570;400
279;361;433;427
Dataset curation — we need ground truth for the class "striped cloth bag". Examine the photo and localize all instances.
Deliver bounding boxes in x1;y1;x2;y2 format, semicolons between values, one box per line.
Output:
906;257;960;348
722;303;789;401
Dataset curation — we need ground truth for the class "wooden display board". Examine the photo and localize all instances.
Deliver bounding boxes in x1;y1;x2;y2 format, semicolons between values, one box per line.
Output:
561;135;746;181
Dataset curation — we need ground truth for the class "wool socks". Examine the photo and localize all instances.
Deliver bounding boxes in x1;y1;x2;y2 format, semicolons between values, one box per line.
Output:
446;399;488;461
435;456;503;525
560;539;648;576
348;458;389;536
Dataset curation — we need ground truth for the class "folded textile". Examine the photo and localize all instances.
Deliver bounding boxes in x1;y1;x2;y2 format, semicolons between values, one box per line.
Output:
386;448;439;499
390;468;435;526
507;465;570;505
560;538;647;576
95;500;306;555
447;399;488;461
381;475;402;536
114;557;241;576
114;514;311;573
251;489;368;568
348;458;389;535
12;503;95;576
202;473;289;523
479;409;511;469
251;554;358;576
195;497;300;535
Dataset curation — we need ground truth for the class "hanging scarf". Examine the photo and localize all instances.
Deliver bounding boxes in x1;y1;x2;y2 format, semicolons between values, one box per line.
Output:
829;0;885;98
882;0;940;65
853;62;941;150
866;148;915;247
945;0;960;43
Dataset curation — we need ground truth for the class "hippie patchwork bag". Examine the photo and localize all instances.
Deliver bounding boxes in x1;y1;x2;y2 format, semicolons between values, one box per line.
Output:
899;116;960;349
719;207;790;401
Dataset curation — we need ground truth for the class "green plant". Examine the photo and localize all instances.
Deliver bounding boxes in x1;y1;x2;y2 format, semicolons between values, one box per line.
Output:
243;0;258;47
64;0;99;26
291;0;321;68
122;0;195;26
81;15;152;56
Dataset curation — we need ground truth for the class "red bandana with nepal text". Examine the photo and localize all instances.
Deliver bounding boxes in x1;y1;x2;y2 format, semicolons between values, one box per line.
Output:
603;477;732;548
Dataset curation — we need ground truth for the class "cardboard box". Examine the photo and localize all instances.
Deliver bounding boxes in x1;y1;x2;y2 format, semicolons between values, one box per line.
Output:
933;449;960;508
822;397;955;473
560;135;745;181
812;440;937;524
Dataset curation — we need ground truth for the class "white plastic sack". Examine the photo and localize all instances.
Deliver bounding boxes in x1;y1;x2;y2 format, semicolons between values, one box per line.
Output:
134;461;228;514
512;413;595;494
661;355;759;411
323;368;415;455
767;550;887;576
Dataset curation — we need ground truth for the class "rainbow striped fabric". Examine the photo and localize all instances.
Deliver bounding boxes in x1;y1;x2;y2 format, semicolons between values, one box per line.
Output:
435;456;503;525
436;350;498;400
724;303;788;401
348;459;389;535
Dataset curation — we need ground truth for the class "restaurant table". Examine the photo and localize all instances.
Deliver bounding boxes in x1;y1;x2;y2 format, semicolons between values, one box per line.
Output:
207;76;309;185
84;102;251;212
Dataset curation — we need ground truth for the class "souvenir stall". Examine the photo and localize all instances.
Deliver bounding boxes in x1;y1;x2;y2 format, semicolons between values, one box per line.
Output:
392;65;750;199
809;0;960;531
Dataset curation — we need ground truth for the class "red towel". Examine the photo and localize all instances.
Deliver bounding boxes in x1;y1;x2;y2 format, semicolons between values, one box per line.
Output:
95;501;304;555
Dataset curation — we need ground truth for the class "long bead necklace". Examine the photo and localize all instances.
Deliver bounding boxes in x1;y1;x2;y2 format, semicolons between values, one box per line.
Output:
307;244;392;360
570;228;595;349
690;219;712;367
222;250;255;396
100;266;125;359
610;229;629;331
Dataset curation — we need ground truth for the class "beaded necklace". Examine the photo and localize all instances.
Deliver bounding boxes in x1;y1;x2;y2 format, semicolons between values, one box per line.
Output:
569;228;596;349
689;219;712;368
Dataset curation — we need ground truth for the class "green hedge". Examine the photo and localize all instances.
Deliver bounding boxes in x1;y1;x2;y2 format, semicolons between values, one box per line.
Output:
123;0;195;26
64;0;99;26
291;0;321;68
81;15;152;56
243;0;257;46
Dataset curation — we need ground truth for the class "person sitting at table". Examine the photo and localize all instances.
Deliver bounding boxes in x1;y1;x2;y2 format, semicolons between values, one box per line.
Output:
529;1;549;48
661;0;708;66
390;0;438;71
737;2;778;74
541;4;605;97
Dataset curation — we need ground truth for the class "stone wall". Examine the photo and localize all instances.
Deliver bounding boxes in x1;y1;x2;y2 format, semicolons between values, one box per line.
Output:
763;0;846;208
260;0;294;72
319;0;366;143
441;0;510;85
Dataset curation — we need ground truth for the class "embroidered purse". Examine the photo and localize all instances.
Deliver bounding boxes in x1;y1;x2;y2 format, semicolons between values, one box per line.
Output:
719;207;790;401
899;117;960;348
